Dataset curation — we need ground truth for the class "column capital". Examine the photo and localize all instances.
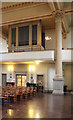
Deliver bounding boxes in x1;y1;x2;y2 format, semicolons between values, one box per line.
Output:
52;10;65;22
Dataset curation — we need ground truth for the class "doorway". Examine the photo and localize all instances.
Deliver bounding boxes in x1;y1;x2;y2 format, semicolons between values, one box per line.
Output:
37;74;44;92
2;74;7;86
16;74;26;87
37;75;44;86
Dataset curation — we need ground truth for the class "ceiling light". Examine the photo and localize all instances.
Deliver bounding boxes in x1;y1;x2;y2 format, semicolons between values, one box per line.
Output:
35;60;41;65
36;61;39;65
0;42;2;45
45;36;51;40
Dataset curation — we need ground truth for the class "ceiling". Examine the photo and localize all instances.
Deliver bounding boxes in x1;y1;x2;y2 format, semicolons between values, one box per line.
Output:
2;16;55;34
1;2;73;40
2;60;53;65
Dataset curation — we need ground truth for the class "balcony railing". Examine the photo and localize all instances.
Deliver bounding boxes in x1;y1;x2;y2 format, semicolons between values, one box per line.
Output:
8;44;44;52
0;50;54;62
0;48;73;63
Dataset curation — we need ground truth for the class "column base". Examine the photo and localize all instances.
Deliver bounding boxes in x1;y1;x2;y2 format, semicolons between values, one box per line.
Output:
52;76;64;95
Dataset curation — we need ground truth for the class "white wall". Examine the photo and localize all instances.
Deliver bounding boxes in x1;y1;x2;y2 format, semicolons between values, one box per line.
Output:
0;37;8;53
45;26;73;50
35;63;48;90
62;30;71;49
2;63;73;91
48;64;55;91
64;64;71;90
72;27;73;48
0;64;2;86
2;63;48;90
71;65;73;90
2;64;29;83
45;29;56;50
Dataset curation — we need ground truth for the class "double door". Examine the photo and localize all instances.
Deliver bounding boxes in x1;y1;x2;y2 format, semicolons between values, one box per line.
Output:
16;74;26;87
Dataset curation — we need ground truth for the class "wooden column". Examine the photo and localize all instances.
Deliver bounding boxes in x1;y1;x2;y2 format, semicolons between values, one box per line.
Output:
8;26;11;50
37;23;41;46
16;27;18;46
29;24;32;46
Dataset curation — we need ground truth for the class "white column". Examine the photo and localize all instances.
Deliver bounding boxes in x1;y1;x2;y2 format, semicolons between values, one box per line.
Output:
53;13;64;95
56;17;62;77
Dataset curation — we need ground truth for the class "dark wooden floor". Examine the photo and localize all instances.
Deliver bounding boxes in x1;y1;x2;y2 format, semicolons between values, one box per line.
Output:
1;93;73;119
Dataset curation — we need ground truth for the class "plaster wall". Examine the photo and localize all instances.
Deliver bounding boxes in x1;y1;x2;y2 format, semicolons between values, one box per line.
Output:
1;63;73;91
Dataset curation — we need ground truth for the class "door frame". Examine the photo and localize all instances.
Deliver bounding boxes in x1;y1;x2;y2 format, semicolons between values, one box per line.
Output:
16;73;27;86
2;73;7;86
36;74;44;85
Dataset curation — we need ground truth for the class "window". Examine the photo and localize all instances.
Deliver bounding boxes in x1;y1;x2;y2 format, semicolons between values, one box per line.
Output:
12;28;16;46
18;26;29;46
32;25;37;45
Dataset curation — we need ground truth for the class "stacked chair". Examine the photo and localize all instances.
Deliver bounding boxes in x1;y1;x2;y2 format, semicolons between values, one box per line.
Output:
1;85;37;105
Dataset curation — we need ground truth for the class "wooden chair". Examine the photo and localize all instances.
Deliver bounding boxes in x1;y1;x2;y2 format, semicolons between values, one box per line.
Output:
33;87;37;96
27;87;30;97
10;88;17;103
30;87;33;98
22;87;28;99
16;87;22;101
2;90;8;104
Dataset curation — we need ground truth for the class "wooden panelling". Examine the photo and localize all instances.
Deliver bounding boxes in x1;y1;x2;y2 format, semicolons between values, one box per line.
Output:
29;24;32;45
11;21;40;28
37;22;42;46
8;26;11;48
9;20;42;51
16;27;18;46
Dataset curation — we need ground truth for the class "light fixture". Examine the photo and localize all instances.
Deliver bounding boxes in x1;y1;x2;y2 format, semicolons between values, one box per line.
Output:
35;60;40;65
28;109;34;118
36;113;40;118
0;42;2;45
29;65;35;72
8;65;14;72
8;109;13;116
45;36;51;40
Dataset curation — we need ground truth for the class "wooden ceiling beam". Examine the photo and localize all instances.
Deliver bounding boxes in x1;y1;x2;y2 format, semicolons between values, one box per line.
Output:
55;1;64;10
62;16;69;33
1;13;53;26
48;1;69;34
48;1;56;12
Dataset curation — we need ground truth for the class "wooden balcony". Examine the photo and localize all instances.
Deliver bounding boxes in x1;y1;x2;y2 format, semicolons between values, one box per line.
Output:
8;45;44;52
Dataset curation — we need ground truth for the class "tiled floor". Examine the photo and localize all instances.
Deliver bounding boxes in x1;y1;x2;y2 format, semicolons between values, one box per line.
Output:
2;93;73;119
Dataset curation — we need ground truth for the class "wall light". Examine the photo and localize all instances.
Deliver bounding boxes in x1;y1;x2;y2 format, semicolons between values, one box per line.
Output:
0;42;2;45
29;66;35;72
8;65;14;72
45;36;51;41
35;60;40;65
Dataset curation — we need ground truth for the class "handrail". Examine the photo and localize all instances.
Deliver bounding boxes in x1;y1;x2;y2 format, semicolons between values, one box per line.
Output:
0;49;73;55
0;49;55;54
